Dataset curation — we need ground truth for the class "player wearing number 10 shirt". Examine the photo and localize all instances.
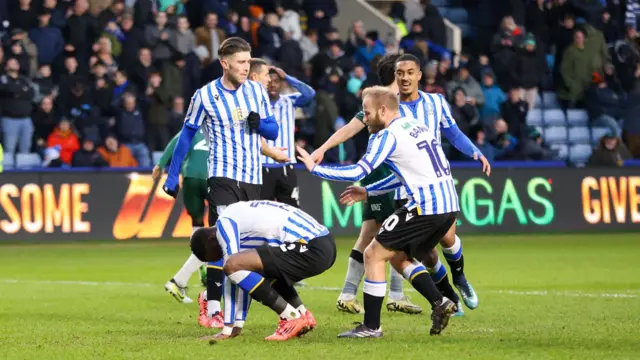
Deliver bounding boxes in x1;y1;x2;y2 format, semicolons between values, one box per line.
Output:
297;86;476;337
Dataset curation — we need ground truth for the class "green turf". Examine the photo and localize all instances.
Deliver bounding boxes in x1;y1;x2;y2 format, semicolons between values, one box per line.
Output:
1;234;639;360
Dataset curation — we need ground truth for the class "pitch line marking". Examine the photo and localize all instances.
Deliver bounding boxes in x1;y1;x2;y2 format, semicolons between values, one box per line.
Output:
0;279;637;298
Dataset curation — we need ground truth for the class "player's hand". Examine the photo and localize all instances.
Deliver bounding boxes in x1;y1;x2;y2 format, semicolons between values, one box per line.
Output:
269;66;286;79
340;186;367;206
272;147;290;163
310;149;325;164
296;145;316;172
162;177;179;198
474;153;491;176
247;111;260;130
152;165;161;180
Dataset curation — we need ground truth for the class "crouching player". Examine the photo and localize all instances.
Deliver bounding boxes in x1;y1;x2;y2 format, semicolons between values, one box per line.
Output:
190;200;337;341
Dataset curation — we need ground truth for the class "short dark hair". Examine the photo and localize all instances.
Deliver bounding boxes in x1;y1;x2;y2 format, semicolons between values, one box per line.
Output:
249;58;267;75
218;37;252;58
396;54;421;69
377;53;401;86
190;227;222;262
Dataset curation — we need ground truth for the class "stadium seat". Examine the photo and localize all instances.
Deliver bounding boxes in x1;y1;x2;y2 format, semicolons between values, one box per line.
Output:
566;109;589;126
152;151;163;165
2;153;14;170
569;144;593;165
16;153;42;168
443;8;468;23
526;108;543;126
544;126;568;144
542;92;560;109
568;126;591;144
430;0;449;7
591;127;610;144
550;144;569;160
543;109;566;126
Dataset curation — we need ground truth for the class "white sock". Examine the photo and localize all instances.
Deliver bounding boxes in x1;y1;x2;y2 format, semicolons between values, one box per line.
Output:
191;226;202;236
173;253;203;288
297;304;307;315
388;291;404;301
279;304;300;320
207;300;221;316
388;267;405;301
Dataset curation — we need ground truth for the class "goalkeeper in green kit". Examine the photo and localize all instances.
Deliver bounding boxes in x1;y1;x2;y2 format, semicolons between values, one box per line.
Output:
154;127;210;304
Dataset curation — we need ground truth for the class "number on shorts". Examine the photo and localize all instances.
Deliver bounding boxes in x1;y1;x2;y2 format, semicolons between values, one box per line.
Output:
194;139;208;151
380;214;400;233
291;187;300;206
279;242;307;253
416;139;450;178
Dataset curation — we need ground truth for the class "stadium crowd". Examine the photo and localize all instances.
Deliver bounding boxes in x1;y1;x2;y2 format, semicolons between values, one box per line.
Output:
0;0;639;170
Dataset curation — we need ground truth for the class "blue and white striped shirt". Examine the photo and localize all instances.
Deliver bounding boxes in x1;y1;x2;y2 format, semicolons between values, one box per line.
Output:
261;93;300;166
311;116;459;216
215;200;329;258
183;78;275;184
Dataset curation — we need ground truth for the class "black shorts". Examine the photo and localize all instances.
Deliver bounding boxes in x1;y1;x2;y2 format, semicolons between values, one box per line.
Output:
261;165;299;207
376;207;457;259
257;234;337;286
206;177;262;225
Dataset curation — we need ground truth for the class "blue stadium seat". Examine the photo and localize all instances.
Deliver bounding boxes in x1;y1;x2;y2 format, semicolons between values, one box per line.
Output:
430;0;449;7
444;8;468;23
2;153;14;170
569;144;593;165
152;151;163;165
568;126;591;144
567;109;589;126
542;92;560;109
526;108;543;126
544;126;568;144
16;153;42;168
591;127;610;144
550;144;569;160
543;109;567;126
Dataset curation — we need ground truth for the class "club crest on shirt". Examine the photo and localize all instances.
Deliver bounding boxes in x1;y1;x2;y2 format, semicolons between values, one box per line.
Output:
231;106;247;127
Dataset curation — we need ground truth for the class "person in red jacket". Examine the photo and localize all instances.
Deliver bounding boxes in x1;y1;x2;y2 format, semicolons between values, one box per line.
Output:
46;118;80;165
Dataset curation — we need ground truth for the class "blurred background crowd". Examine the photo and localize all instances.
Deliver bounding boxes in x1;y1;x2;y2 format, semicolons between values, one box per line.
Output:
0;0;638;170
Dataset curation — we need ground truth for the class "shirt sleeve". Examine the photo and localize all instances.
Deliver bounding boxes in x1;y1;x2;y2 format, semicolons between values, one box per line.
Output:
311;130;397;181
354;110;365;124
184;89;206;130
216;217;240;260
365;173;403;196
256;82;275;120
437;93;456;129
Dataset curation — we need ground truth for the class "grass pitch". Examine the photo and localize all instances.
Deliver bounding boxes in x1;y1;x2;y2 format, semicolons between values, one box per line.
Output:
1;234;639;360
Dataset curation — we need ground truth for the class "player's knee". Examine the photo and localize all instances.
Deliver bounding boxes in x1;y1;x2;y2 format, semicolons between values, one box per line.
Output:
439;222;456;247
363;241;381;264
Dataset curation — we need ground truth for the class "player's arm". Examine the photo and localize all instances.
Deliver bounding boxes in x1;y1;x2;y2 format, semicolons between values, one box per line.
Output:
300;131;397;182
163;91;204;197
311;116;366;164
364;173;403;196
285;74;316;107
260;137;289;163
249;82;279;140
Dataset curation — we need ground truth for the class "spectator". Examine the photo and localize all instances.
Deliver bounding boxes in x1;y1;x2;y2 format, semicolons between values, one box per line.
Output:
345;20;366;56
400;21;425;52
194;12;226;67
473;129;497;161
46;118;80;165
276;3;301;41
585;72;622;136
597;8;619;43
112;69;136;104
42;0;67;29
90;62;113;119
603;62;624;95
450;87;480;136
161;52;185;100
32;96;58;153
516;35;546;111
583;22;610;73
119;13;146;74
145;11;174;63
9;31;39;77
479;70;506;121
501;87;529;142
130;48;153;94
29;9;65;66
158;0;184;16
56;56;83;112
355;31;385;73
526;0;551;51
97;135;138;167
437;55;453;83
423;60;446;95
418;0;446;47
300;29;319;63
346;65;366;96
145;70;171;151
304;0;338;35
11;0;39;31
98;0;125;30
232;16;253;44
258;13;285;61
0;58;35;154
490;118;520;160
170;15;196;56
587;133;631;166
114;92;150;167
72;138;108;167
552;12;576;87
66;81;100;141
311;40;353;88
101;20;125;58
611;25;640;92
33;64;58;104
168;96;185;135
558;28;591;108
446;64;485;109
64;0;99;65
491;16;525;90
92;37;118;75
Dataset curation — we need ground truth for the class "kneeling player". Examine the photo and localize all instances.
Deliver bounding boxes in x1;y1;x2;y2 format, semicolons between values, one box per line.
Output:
190;200;337;341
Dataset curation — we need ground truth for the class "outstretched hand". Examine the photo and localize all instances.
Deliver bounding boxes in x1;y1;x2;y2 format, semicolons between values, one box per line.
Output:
296;145;316;172
340;186;368;206
474;153;491;176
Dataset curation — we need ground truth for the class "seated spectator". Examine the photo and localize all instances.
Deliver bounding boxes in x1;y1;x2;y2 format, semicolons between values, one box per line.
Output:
355;31;385;73
522;127;555;161
587;133;631;167
603;62;624;95
423;60;446;95
46;118;80;165
558;28;592;108
33;64;58;104
97;135;138;167
473;129;497;161
490;118;520;160
72;138;108;167
585;72;622;136
450;87;480;136
480;70;506;121
114;92;151;167
447;64;485;110
501;88;529;142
